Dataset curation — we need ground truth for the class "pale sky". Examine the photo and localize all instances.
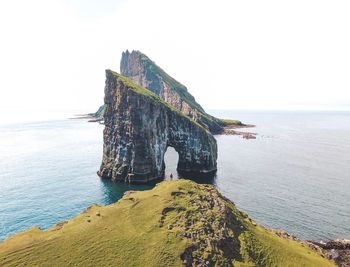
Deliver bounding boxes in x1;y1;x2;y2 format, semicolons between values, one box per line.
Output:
0;0;349;114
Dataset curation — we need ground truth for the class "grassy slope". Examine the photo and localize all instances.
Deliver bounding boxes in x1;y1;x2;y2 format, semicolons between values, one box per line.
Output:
0;180;334;267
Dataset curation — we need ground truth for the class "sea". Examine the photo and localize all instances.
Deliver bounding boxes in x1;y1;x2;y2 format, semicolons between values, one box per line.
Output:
0;110;349;241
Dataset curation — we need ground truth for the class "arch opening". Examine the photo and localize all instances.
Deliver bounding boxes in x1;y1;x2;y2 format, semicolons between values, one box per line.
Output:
163;146;179;180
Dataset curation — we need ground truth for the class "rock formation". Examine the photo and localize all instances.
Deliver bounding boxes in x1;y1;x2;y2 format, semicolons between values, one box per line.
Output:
120;50;229;133
97;70;217;183
93;50;242;133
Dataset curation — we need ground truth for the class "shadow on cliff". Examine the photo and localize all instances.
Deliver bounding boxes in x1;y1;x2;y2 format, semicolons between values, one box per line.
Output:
177;170;217;185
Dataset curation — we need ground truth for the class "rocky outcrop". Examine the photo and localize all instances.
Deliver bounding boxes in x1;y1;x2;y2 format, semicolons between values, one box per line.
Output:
310;240;350;267
97;70;217;183
120;50;228;134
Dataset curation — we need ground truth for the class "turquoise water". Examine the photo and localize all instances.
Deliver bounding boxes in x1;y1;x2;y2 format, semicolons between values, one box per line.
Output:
0;111;349;241
0;119;152;240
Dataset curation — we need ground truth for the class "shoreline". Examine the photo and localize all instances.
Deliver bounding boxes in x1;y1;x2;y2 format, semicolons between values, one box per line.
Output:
222;123;258;139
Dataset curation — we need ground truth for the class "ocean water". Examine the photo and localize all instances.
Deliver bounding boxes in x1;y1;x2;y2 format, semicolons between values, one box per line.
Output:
0;111;349;241
211;110;350;241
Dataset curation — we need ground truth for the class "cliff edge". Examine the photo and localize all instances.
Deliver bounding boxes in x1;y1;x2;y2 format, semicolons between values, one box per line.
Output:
0;180;335;267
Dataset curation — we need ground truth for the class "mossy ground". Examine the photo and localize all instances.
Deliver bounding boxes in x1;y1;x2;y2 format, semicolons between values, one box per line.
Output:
0;180;335;267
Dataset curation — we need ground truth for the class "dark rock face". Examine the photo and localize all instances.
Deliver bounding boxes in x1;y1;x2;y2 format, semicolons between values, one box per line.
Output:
98;70;217;183
120;50;225;134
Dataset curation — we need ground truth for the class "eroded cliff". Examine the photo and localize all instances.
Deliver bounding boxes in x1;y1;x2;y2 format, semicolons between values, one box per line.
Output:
97;70;217;183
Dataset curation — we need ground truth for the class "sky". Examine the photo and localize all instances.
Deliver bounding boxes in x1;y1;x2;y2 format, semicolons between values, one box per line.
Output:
0;0;349;115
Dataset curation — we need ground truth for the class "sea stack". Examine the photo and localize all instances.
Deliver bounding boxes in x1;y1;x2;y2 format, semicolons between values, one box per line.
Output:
98;70;217;183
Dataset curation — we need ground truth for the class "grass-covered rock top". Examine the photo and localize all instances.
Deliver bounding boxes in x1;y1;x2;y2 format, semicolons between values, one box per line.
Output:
93;50;245;133
0;180;335;267
108;70;210;133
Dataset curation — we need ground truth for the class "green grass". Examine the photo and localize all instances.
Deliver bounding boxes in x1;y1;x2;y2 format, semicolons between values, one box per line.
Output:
0;180;335;267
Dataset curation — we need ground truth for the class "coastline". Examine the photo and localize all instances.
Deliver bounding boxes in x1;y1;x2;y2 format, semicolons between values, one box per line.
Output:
222;123;257;139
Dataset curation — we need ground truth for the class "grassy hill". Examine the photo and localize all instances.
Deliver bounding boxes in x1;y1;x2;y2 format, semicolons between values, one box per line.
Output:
0;180;335;267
